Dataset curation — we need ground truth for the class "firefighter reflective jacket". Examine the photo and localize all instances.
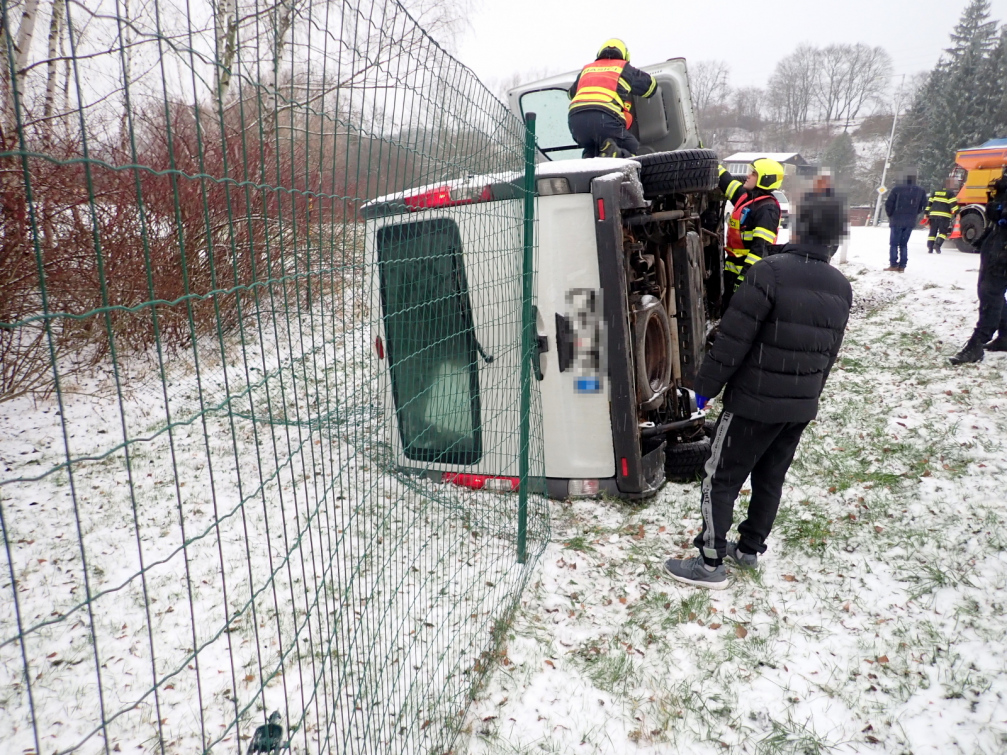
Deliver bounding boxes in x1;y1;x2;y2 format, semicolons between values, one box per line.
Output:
925;189;959;219
720;168;781;281
568;58;657;128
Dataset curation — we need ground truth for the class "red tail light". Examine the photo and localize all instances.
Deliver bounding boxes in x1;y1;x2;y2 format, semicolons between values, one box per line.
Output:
620;457;629;477
403;185;492;211
442;472;520;492
596;198;606;221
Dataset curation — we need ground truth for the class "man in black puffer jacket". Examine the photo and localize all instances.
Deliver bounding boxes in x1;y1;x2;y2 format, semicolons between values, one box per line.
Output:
665;191;853;590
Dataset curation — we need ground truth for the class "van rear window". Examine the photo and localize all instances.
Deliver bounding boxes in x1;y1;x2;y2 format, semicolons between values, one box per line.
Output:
377;219;482;465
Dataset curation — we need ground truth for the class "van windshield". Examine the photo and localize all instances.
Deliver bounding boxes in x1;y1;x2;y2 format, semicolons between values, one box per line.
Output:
519;89;582;161
378;219;482;465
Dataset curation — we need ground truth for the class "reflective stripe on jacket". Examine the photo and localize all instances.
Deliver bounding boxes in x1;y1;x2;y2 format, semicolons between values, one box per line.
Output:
727;194;778;273
568;58;656;128
925;189;959;219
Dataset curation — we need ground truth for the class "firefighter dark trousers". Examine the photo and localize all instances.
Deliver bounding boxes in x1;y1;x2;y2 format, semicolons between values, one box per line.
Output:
568;109;640;158
970;265;1007;343
928;217;951;252
692;412;809;566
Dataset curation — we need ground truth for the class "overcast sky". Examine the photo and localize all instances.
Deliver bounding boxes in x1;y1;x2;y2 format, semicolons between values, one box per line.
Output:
456;0;1007;97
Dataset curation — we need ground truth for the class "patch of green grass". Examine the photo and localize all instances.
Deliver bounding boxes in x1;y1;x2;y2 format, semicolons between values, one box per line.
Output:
562;535;595;553
755;713;840;755
572;639;639;694
777;509;833;552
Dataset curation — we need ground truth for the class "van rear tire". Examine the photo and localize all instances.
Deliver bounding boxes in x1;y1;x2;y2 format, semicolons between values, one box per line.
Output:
634;149;719;199
664;438;712;482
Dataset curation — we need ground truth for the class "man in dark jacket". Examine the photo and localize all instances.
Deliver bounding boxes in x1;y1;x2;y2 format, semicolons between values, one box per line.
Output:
883;173;928;271
950;170;1007;364
568;38;656;158
664;191;853;589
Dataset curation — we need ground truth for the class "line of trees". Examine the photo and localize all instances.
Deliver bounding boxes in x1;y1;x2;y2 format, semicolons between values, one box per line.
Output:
694;41;893;138
895;0;1007;190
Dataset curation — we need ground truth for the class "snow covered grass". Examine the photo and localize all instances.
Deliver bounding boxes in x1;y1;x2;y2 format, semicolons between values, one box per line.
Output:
460;227;1007;755
0;297;547;754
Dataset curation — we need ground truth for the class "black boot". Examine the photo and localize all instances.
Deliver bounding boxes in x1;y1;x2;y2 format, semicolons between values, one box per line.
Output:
985;335;1007;351
927;243;934;254
950;338;984;365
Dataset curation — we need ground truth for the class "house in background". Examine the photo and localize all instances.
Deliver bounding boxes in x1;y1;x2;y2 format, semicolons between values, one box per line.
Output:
722;152;817;179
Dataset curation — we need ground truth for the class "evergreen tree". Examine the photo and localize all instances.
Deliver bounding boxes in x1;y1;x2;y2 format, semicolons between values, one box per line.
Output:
894;0;1003;189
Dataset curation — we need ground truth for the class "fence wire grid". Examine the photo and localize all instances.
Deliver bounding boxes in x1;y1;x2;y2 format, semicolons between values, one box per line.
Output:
0;0;548;752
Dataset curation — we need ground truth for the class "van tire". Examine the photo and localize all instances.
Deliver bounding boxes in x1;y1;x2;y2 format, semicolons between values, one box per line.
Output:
633;296;673;410
634;149;719;199
664;438;712;482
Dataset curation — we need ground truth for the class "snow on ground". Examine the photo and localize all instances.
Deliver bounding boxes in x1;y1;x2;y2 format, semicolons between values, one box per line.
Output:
459;226;1007;755
0;305;546;754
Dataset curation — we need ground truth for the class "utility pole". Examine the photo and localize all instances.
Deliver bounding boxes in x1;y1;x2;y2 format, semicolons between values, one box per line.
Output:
873;74;905;226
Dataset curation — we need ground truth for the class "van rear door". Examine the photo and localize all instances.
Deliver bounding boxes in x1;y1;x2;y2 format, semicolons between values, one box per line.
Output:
369;202;527;477
505;58;700;161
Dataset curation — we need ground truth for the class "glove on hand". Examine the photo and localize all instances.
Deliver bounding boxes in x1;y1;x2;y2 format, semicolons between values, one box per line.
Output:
998;218;1007;227
696;394;709;411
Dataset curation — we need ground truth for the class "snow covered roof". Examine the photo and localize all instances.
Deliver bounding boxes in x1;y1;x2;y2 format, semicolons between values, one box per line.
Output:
723;152;810;165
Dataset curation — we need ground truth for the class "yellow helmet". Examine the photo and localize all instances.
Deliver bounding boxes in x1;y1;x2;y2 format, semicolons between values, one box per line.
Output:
597;38;630;62
752;158;785;191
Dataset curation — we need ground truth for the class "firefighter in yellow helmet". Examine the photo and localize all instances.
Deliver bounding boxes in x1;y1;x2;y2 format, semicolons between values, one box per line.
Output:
568;38;657;158
719;158;784;305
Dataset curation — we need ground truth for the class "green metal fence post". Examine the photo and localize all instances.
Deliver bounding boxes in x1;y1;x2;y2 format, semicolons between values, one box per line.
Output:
518;112;536;564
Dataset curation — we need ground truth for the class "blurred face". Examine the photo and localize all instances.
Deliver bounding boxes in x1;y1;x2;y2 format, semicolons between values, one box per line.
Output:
744;169;758;190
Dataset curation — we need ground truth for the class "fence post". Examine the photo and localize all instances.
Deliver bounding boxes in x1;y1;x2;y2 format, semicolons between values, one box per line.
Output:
518;112;536;564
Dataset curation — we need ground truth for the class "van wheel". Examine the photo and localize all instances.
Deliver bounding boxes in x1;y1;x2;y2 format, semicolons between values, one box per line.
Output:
664;438;712;482
634;149;719;199
633;296;673;410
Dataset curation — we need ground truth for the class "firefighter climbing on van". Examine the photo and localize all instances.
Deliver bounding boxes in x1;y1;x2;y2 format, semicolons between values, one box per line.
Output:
720;158;783;305
925;179;960;254
568;38;657;158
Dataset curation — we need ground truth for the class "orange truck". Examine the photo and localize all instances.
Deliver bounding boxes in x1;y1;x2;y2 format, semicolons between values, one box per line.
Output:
949;138;1007;251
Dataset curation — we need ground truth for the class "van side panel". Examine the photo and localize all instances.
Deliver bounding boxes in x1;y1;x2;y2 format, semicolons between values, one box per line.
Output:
535;194;616;479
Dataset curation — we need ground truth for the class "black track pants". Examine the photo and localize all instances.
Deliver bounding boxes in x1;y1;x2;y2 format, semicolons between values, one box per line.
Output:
692;412;809;565
568;109;640;158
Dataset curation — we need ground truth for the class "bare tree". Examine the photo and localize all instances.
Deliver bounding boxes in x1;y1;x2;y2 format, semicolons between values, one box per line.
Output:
834;43;892;129
733;85;764;131
42;0;64;120
814;44;849;124
2;0;42;136
690;59;730;114
767;44;817;132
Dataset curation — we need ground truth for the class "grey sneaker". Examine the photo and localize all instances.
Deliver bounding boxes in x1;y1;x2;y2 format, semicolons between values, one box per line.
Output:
663;556;728;590
726;541;758;569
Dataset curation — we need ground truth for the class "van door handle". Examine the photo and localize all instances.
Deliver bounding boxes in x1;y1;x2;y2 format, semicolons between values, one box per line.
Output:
555;313;574;372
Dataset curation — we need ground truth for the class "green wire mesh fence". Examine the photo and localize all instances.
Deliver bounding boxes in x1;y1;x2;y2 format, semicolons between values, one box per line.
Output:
0;0;548;751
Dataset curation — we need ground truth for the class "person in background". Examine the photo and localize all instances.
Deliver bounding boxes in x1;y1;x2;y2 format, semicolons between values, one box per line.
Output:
567;39;656;159
950;169;1007;364
718;158;783;306
663;190;852;589
925;178;960;254
883;172;928;271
